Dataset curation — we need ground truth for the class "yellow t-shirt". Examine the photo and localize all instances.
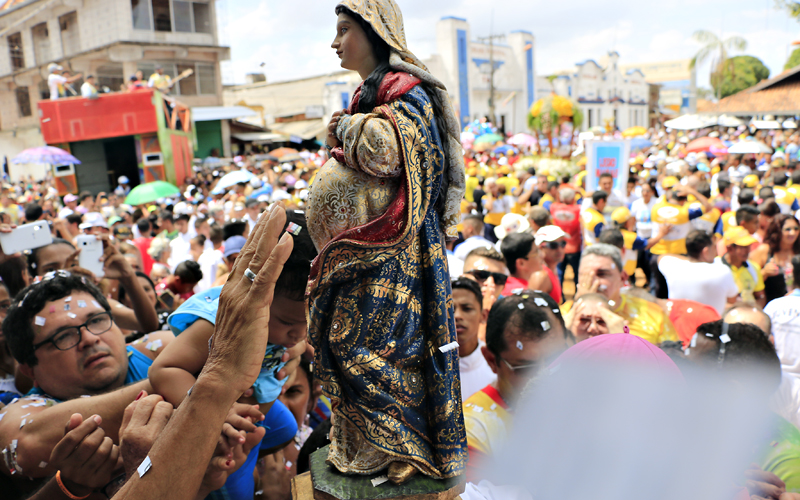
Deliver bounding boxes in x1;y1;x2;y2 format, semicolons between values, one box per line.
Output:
721;211;737;234
650;200;702;255
773;185;799;214
621;229;639;277
581;207;605;247
721;258;765;304
464;384;510;482
561;294;678;344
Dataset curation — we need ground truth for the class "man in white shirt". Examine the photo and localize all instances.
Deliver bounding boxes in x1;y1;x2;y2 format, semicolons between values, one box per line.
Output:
47;63;81;100
167;213;193;271
630;182;656;239
196;224;225;293
765;258;800;379
80;75;98;99
455;215;494;261
657;229;739;315
452;277;496;401
580;172;625;220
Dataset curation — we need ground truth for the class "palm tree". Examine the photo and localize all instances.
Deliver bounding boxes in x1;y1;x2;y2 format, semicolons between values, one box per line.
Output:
689;30;747;100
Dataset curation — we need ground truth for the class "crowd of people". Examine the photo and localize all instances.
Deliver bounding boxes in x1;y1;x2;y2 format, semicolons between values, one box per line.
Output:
0;119;798;499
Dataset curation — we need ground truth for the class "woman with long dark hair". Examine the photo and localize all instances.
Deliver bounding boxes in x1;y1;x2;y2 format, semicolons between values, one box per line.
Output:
752;213;800;304
306;0;467;485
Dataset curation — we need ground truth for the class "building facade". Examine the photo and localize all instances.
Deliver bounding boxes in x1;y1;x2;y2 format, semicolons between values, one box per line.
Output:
538;52;650;132
0;0;229;173
619;58;696;115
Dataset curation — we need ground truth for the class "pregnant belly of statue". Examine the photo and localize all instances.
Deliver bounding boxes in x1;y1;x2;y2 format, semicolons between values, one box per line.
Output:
306;158;400;250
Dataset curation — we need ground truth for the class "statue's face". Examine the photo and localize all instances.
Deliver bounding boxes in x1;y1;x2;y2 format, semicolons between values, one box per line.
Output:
332;12;374;74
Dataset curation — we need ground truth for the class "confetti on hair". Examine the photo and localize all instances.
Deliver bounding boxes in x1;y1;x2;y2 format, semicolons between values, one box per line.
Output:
552;308;560;314
286;222;302;236
534;298;548;307
517;303;524;310
719;333;732;344
67;313;77;319
34;316;45;326
38;462;47;469
77;300;86;308
522;294;529;299
690;334;698;348
438;341;459;353
516;340;524;350
541;321;551;331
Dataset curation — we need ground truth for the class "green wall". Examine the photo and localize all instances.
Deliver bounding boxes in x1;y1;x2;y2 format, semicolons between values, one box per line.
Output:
195;120;223;159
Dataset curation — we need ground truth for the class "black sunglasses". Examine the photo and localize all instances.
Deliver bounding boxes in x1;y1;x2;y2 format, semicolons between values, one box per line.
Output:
465;269;508;285
545;240;567;250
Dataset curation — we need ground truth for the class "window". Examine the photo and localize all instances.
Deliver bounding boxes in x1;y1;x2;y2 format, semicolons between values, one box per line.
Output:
8;32;24;71
152;0;172;31
587;108;593;128
176;63;197;95
59;12;80;56
16;87;31;117
38;80;49;100
173;1;192;32
32;23;50;65
193;2;211;33
197;63;215;94
132;0;211;34
96;63;124;92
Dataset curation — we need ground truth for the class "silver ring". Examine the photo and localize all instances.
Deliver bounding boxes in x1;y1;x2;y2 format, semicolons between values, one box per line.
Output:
244;268;257;282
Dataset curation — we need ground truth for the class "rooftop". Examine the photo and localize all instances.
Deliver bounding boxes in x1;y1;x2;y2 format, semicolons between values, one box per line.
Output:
699;65;800;115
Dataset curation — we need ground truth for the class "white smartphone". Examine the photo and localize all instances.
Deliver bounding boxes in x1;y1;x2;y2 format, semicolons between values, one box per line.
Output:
76;235;105;278
0;221;53;254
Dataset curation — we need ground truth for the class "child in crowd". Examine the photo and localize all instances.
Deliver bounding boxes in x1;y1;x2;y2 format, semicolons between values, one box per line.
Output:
148;209;316;499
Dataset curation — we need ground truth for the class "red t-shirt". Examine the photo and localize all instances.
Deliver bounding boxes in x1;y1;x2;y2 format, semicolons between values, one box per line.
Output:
501;275;528;296
545;266;562;304
549;202;582;254
133;237;154;276
666;299;720;347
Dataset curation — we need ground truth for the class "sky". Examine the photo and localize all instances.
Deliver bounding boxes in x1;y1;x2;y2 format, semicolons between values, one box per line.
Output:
216;0;800;90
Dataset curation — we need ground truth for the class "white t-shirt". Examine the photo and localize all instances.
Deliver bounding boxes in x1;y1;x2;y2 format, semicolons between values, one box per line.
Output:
459;342;497;402
48;74;67;100
630;197;656;239
196;248;224;293
657;256;739;315
770;373;800;431
764;292;800;378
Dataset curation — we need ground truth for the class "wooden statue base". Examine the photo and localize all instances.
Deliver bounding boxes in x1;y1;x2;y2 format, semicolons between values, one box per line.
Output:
291;445;465;500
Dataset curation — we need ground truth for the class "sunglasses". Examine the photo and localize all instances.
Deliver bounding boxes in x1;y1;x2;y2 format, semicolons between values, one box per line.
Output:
465;269;508;286
545;240;567;250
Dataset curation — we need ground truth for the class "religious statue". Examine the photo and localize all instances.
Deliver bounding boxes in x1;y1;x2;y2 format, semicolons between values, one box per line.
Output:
305;0;468;487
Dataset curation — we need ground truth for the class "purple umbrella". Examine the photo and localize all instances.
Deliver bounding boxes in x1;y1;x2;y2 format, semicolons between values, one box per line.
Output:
11;146;81;165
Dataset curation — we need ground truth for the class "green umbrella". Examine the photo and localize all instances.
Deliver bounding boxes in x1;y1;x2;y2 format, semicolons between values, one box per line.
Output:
125;181;181;206
473;133;504;145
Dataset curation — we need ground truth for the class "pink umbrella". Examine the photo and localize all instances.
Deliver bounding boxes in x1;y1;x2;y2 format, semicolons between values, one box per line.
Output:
507;133;537;146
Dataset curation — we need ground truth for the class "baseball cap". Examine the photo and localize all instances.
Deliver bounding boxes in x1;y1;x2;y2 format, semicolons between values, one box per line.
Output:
64;193;78;203
79;212;108;230
223;236;247;258
534;225;567;246
611;207;632;225
661;176;679;189
723;226;757;247
494;213;531;240
118;176;129;184
742;174;759;188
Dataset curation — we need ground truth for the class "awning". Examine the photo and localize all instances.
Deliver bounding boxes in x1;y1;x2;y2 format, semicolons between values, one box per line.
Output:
268;119;327;142
192;106;258;122
232;132;287;144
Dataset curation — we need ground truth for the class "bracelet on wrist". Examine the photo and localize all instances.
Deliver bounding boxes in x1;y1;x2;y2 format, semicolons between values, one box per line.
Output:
56;470;91;500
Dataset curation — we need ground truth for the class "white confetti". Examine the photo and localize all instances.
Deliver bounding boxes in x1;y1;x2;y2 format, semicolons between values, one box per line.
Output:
371;475;390;487
719;333;732;344
690;334;698;348
38;461;47;468
534;298;548;307
77;300;86;308
473;406;483;413
0;413;4;422
63;304;70;311
541;321;551;331
686;307;693;313
517;303;525;310
608;299;615;307
145;339;163;352
115;303;124;308
553;308;560;314
137;456;152;477
490;403;497;410
516;340;524;350
67;313;77;319
18;419;25;429
92;300;101;308
64;296;71;302
729;309;739;316
34;316;45;326
438;341;459;353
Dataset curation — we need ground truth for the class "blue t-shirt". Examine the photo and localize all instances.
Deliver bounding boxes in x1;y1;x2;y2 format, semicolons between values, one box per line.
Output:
168;287;288;404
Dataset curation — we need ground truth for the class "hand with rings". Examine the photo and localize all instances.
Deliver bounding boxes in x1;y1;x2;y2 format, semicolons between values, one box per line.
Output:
201;205;294;396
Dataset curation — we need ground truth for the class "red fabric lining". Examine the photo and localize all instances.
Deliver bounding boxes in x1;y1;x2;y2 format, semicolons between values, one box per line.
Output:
480;384;509;410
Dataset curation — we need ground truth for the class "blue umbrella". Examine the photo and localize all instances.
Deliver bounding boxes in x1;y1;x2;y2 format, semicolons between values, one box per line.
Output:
248;185;273;200
12;146;81;165
215;169;255;190
630;138;653;150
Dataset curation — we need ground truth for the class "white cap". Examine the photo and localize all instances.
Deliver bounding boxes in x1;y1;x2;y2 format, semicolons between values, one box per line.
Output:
79;212;108;230
118;176;129;184
494;213;530;240
534;225;567;246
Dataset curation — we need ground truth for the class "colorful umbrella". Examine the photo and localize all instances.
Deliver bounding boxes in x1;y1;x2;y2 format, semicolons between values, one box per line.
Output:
685;137;726;153
12;146;80;165
622;126;647;138
125;181;180;206
269;147;299;158
507;133;537;146
727;141;773;154
473;133;504;145
493;145;518;155
630;138;653;150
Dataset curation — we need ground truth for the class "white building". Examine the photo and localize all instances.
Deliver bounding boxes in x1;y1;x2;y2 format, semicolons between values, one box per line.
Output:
0;0;229;168
538;52;649;132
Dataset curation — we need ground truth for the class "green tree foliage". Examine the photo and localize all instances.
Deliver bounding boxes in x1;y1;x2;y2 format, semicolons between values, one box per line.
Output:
776;0;800;20
690;30;747;99
786;47;800;70
710;55;770;99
